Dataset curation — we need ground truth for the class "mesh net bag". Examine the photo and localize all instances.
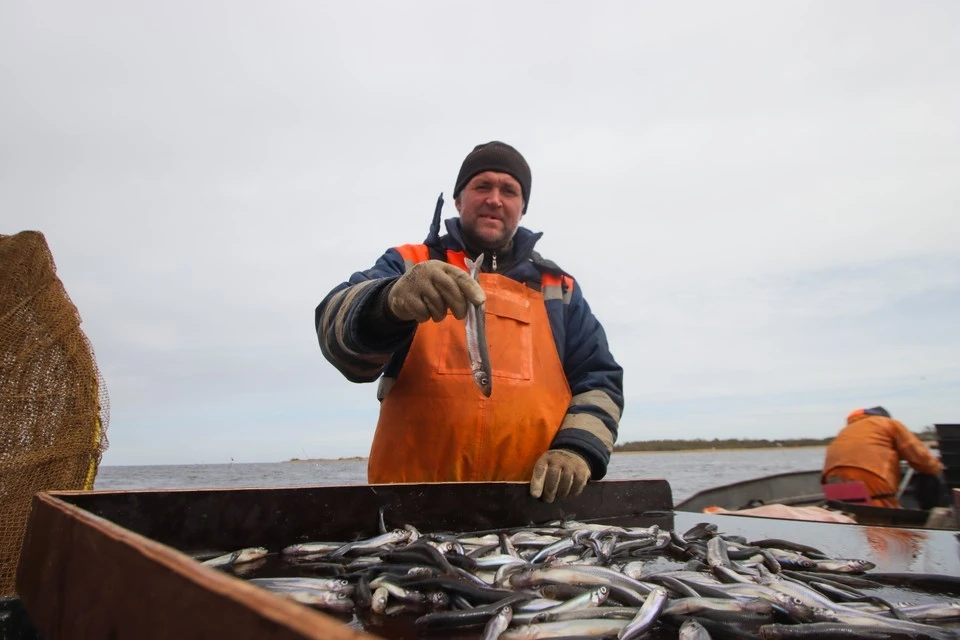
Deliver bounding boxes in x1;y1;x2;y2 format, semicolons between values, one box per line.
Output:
0;231;110;595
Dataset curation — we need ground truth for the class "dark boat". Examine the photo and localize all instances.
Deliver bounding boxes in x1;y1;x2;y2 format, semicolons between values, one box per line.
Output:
675;424;960;529
674;468;825;512
673;468;956;529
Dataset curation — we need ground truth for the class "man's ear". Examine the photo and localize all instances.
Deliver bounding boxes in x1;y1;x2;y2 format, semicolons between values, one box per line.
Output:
454;196;462;213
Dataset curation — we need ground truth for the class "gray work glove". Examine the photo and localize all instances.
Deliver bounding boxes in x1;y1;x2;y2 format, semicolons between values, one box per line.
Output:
387;260;486;323
529;449;592;503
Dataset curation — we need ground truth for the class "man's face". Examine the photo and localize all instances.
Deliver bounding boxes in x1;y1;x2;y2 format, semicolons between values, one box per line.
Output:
455;171;524;250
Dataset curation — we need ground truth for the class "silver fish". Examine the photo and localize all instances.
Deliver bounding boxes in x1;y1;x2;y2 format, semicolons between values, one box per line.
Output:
201;546;268;568
894;602;960;624
248;577;353;594
509;565;652;606
662;596;775;623
528;607;639;623
482;605;513;640
678;618;712;640
619;586;668;640
280;541;342;557
368;577;427;604
707;536;735;569
272;589;355;612
370;586;389;614
464;254;492;397
501;618;628;639
514;587;610;624
328;528;411;559
228;557;267;577
811;558;876;574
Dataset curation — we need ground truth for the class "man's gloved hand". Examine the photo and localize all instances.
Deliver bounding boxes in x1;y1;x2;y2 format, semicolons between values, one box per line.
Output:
529;449;591;503
387;260;486;323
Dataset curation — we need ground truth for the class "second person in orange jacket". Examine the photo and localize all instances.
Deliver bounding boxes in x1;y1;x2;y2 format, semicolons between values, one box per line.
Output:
822;406;944;508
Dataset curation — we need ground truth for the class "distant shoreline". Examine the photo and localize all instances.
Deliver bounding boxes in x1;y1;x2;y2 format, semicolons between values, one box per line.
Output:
287;456;368;463
284;446;830;463
612;445;827;454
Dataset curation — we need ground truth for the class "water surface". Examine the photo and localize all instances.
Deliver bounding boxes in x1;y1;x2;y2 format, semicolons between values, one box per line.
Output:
95;447;828;504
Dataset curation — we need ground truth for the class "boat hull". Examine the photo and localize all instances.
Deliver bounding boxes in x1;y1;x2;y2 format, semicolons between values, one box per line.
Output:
674;468;954;529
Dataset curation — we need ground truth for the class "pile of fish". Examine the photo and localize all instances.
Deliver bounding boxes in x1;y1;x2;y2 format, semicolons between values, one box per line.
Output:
203;518;960;639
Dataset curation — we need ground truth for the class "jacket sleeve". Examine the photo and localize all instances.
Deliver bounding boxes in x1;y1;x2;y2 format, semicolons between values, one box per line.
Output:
893;421;944;476
314;248;415;383
550;281;624;480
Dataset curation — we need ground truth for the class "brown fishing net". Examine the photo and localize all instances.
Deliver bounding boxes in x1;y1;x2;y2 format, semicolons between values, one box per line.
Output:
0;231;109;595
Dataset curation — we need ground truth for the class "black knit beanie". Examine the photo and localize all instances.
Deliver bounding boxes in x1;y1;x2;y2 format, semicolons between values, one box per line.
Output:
453;141;532;213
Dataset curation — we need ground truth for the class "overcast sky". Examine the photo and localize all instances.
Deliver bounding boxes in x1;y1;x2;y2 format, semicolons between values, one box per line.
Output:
2;1;958;466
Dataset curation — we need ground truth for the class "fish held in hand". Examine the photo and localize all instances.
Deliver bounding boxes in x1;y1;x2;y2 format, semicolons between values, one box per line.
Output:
464;254;493;397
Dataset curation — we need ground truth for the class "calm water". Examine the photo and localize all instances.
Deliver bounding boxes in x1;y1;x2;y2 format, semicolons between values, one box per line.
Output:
95;447;828;504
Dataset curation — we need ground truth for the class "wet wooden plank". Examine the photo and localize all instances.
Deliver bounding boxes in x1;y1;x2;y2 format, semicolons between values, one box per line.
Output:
45;480;675;553
17;493;374;640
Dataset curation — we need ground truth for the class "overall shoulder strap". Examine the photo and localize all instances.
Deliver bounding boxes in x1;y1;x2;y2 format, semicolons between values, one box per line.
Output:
527;251;574;294
427;244;446;261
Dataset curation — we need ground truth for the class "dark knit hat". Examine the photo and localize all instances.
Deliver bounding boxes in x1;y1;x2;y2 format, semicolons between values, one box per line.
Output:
849;406;892;421
453;141;532;213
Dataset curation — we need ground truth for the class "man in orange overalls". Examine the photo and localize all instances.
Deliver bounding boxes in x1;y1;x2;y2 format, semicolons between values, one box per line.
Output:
822;407;944;508
316;142;623;503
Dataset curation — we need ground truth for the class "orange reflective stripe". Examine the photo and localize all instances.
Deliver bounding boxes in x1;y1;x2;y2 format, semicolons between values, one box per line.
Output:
541;273;574;303
395;244;430;264
445;249;467;270
368;274;572;483
541;273;574;290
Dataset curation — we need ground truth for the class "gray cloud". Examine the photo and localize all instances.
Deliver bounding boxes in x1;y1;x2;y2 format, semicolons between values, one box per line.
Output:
2;1;957;464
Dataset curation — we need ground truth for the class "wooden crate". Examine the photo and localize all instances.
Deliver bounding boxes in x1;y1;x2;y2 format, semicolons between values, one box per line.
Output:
16;480;673;639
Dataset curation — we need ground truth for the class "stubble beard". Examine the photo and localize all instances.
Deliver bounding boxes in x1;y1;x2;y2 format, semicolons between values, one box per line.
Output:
462;222;513;252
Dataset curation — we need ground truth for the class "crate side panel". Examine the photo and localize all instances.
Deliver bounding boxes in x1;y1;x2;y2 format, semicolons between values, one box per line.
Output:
17;494;378;640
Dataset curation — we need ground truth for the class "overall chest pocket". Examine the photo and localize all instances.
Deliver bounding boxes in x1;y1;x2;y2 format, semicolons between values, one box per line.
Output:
437;291;533;381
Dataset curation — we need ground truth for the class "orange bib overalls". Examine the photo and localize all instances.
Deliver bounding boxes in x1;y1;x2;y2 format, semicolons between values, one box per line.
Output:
368;268;572;483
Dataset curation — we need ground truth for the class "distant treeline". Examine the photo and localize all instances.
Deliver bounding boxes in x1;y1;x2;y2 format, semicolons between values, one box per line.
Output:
614;438;832;452
615;430;937;452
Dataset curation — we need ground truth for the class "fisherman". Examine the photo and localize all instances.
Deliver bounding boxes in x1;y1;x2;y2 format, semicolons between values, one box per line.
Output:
822;407;945;509
315;141;623;503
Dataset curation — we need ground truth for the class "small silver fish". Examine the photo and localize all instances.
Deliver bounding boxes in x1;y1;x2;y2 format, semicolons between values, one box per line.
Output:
370;586;389;614
273;589;355;612
327;528;411;559
811;558;876;574
501;618;628;640
280;541;342;557
248;577;354;594
201;546;268;568
678;618;711;640
464;254;492;397
482;605;513;640
619;586;668;639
